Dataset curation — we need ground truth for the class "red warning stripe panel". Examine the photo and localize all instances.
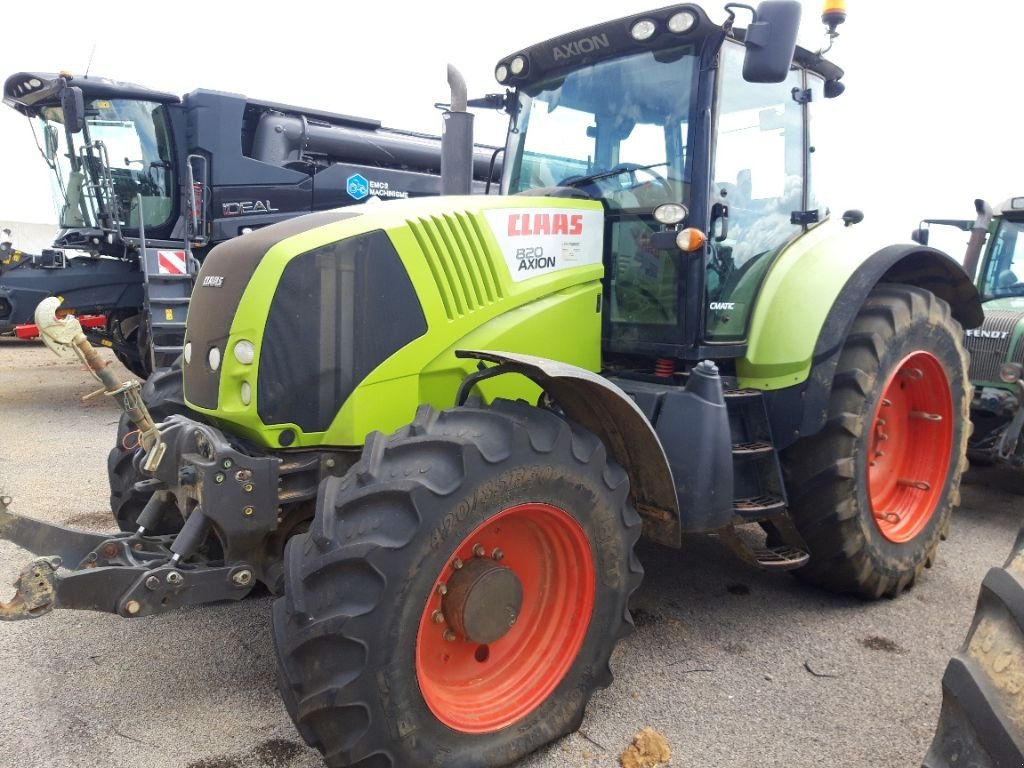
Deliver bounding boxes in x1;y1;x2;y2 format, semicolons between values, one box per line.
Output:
15;314;106;339
157;250;187;275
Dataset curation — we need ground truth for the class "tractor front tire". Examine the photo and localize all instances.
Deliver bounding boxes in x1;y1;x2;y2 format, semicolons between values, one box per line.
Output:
272;400;643;768
107;359;188;533
782;284;970;599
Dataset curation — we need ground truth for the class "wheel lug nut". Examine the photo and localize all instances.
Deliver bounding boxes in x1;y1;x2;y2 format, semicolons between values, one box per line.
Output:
492;548;504;561
443;630;457;642
432;610;445;624
436;583;448;596
473;544;486;558
452;558;463;570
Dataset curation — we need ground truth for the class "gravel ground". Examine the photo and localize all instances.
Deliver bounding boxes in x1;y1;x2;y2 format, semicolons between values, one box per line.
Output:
0;337;1020;768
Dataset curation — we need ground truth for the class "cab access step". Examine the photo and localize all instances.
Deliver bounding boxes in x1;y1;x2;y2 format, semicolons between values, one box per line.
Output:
609;362;810;570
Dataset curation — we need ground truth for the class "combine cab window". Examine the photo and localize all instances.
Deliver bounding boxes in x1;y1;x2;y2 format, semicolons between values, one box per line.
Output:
980;219;1024;299
35;99;176;234
706;42;806;342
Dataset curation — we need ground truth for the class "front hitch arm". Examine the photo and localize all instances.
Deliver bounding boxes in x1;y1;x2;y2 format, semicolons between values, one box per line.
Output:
0;498;255;621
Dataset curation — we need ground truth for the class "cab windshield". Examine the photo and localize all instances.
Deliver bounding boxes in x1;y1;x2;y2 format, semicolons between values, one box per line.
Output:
33;98;176;234
503;45;697;212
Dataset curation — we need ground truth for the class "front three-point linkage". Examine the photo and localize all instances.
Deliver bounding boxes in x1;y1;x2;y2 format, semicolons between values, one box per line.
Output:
0;299;257;620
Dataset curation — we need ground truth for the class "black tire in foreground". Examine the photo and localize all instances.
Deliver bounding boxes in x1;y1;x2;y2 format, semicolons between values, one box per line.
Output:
924;525;1024;767
273;399;643;768
782;284;970;599
107;359;189;533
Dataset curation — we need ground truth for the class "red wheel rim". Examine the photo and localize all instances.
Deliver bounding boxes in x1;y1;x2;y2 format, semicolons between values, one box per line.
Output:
868;351;953;543
415;502;596;733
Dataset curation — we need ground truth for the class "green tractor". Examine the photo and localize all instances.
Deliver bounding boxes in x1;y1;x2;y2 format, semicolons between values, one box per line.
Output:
914;198;1024;466
0;2;982;766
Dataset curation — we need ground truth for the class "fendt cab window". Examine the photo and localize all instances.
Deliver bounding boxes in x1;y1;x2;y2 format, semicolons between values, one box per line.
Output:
34;99;176;234
980;218;1024;299
706;41;807;342
505;45;698;333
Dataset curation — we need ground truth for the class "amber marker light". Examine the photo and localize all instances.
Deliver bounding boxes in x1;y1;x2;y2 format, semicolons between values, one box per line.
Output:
675;228;707;253
822;0;847;33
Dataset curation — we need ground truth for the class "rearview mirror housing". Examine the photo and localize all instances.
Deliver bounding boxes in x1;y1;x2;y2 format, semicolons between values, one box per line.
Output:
742;1;801;84
60;86;85;134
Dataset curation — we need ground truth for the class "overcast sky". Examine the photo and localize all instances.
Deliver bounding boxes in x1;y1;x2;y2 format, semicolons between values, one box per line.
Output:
1;1;1021;259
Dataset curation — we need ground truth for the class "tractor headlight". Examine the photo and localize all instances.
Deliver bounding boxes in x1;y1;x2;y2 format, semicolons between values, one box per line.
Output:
630;19;657;41
668;11;696;33
183;341;192;365
233;339;255;365
510;56;527;76
495;64;509;84
999;362;1023;384
654;203;688;225
208;346;221;371
240;381;252;405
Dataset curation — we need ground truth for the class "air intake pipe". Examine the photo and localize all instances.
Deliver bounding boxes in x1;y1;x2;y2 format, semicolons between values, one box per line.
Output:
441;64;474;195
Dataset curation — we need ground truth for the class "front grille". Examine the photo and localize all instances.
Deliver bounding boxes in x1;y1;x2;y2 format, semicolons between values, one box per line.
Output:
407;212;505;320
965;309;1024;382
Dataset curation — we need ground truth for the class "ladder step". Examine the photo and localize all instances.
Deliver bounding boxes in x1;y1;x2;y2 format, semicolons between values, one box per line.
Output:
153;345;184;354
151;321;188;329
151;297;191;306
734;494;787;517
716;522;810;572
147;274;193;282
732;440;774;456
748;545;810;570
723;388;762;400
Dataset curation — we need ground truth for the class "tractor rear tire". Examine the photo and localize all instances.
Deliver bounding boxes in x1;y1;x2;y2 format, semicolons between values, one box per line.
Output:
107;358;188;533
272;399;643;768
781;284;970;599
923;525;1024;767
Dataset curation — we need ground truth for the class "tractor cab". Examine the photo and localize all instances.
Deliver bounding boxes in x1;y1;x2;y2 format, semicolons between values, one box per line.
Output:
976;199;1024;308
4;73;181;255
494;3;844;361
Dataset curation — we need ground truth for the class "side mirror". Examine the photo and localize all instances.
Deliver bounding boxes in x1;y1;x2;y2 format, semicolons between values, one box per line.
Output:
911;226;929;246
742;1;801;84
60;86;85;134
44;124;59;160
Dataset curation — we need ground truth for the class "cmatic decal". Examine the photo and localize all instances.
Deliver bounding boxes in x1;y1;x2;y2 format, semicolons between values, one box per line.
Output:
708;302;735;311
157;250;187;275
484;208;603;283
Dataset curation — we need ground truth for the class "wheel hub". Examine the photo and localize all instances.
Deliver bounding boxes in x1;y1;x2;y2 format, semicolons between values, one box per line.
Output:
442;556;523;644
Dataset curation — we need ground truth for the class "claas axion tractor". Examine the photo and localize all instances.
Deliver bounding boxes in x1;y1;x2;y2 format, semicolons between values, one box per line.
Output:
0;3;983;766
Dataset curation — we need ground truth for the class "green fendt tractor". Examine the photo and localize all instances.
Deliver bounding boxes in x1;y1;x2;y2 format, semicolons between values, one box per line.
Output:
0;3;983;766
914;198;1024;466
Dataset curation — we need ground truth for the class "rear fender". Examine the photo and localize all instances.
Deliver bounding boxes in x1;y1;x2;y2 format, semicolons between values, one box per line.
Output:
741;223;981;448
456;350;681;546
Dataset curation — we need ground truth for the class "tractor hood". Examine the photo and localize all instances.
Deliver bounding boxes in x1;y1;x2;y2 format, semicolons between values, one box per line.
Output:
964;306;1024;387
184;194;606;448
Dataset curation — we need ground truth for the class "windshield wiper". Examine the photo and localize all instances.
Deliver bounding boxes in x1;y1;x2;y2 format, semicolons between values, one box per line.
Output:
561;161;669;188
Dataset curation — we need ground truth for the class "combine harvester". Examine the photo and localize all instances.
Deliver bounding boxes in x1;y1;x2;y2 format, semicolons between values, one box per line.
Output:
1;72;500;374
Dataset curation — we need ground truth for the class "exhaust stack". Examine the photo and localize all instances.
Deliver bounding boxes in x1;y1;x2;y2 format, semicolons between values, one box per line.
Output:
963;198;993;281
441;64;474;195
